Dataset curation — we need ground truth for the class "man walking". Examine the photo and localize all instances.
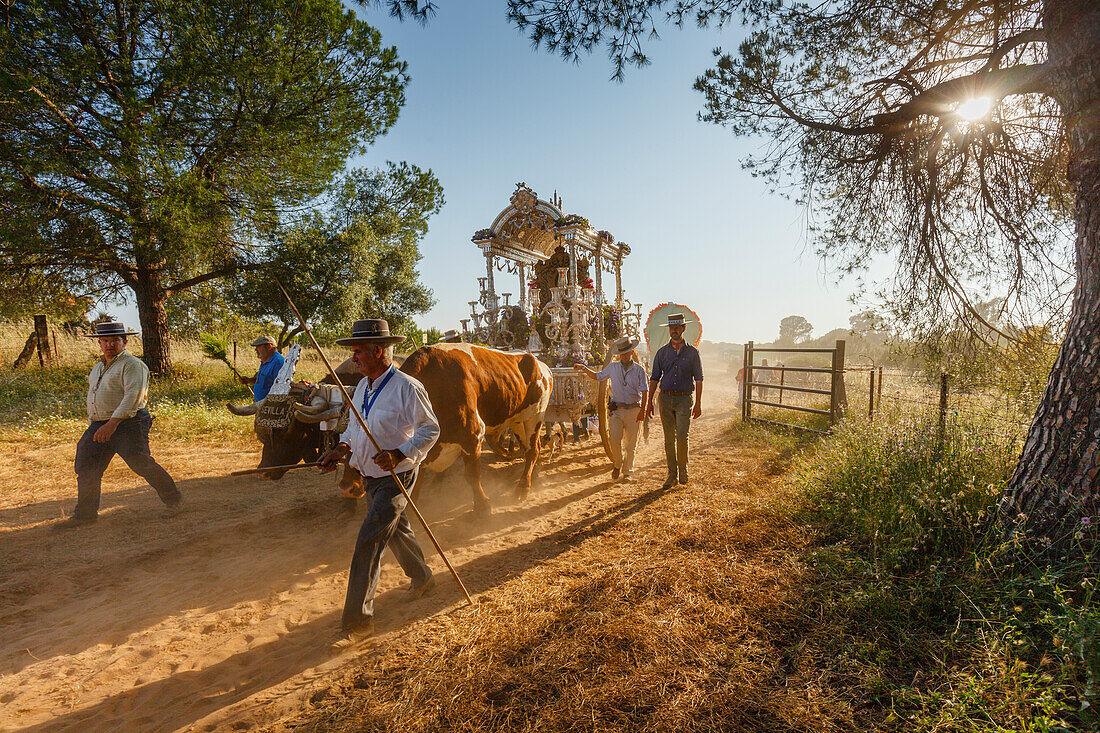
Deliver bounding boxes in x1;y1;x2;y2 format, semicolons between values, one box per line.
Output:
56;321;182;528
319;319;439;651
645;313;704;490
574;336;648;481
238;335;284;401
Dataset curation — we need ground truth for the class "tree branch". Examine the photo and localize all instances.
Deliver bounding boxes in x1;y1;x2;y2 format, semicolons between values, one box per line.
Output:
26;85;107;157
167;263;259;293
871;63;1051;131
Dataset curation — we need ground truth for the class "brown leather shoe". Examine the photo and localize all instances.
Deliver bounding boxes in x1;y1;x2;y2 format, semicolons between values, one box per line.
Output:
403;576;436;603
330;619;375;653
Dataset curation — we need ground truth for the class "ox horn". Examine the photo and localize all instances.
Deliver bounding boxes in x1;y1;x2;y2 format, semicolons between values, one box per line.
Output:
293;406;343;424
227;399;263;416
292;388;330;416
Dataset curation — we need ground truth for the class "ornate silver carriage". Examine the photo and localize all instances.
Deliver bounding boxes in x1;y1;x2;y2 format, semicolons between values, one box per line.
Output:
464;184;644;460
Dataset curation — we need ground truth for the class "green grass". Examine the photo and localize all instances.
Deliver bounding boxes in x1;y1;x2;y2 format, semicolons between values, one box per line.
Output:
779;406;1100;732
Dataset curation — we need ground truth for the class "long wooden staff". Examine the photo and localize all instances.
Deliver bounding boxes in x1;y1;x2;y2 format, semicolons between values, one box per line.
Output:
231;461;320;477
277;282;474;607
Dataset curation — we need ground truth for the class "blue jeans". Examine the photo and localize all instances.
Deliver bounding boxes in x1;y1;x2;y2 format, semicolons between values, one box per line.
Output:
341;469;432;629
73;409;180;519
659;393;693;480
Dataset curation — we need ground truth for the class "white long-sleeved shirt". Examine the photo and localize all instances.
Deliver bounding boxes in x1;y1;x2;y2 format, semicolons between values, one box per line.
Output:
339;365;440;478
86;350;148;421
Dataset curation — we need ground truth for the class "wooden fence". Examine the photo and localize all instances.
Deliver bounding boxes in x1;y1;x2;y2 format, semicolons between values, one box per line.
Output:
741;339;848;434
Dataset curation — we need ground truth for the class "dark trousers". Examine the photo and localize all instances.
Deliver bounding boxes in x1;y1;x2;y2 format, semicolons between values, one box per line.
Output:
659;393;693;480
73;409;181;519
341;469;432;629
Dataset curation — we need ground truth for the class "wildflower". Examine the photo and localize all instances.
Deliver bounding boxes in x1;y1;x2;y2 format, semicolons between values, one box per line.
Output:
1081;516;1092;527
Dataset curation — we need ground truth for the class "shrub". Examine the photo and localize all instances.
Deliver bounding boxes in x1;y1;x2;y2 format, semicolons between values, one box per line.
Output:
789;407;1100;730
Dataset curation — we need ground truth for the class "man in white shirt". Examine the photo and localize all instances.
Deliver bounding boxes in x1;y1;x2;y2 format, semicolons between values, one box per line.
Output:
574;336;649;481
56;321;182;529
318;319;440;650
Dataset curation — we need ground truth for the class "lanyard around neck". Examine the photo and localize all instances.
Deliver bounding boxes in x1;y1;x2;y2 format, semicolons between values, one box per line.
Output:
362;366;396;419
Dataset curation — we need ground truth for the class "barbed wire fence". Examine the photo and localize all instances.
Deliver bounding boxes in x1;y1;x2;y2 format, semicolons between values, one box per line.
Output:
741;358;1036;440
843;367;1035;438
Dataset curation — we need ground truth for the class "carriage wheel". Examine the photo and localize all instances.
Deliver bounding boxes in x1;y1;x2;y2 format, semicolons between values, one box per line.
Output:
596;379;613;463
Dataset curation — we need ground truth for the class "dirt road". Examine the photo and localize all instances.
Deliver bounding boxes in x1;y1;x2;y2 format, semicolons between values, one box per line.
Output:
1;378;744;732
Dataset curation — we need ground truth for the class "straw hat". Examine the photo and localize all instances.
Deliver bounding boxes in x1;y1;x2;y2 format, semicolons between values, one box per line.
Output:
608;336;640;356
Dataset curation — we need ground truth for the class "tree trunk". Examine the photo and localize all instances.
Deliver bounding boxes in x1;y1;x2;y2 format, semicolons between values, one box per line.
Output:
134;269;173;375
11;332;37;370
999;0;1100;535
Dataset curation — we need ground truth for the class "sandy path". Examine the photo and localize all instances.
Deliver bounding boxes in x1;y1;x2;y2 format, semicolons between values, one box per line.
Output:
1;376;741;733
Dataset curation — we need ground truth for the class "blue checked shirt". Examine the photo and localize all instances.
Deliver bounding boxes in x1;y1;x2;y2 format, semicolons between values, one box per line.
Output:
596;360;649;404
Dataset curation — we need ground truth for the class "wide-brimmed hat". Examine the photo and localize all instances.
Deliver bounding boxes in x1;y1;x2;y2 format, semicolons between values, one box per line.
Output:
85;321;139;339
251;335;277;347
661;313;695;327
608;336;640;356
335;319;405;346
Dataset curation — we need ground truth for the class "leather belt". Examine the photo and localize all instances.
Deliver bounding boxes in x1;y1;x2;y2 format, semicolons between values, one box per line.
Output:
661;390;692;396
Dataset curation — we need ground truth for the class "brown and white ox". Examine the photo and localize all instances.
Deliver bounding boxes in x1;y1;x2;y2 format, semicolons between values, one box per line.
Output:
228;344;553;515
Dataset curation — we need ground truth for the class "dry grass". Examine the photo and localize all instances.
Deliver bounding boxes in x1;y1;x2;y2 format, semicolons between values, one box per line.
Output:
285;441;855;733
0;320;355;446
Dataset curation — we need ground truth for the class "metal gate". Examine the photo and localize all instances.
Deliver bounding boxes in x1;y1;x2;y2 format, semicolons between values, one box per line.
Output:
741;339;847;433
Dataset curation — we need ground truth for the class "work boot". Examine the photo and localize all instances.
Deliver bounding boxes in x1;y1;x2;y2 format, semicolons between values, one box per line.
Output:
678;470;689;485
611;466;621;480
163;498;184;518
330;618;375;653
661;476;676;490
54;515;97;530
403;575;436;603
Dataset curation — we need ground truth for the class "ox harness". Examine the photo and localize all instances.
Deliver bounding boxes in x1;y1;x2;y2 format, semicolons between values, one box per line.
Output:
255;383;348;461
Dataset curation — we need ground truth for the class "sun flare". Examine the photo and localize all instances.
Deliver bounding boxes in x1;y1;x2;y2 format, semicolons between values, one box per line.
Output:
955;96;993;121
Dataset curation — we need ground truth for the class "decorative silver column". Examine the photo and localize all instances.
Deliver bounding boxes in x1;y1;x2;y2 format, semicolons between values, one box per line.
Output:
615;259;623;310
517;263;527;312
568;241;578;288
484;251;497;310
593;243;603;309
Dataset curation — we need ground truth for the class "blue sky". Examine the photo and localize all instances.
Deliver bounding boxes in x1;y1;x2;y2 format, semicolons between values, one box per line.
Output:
113;3;870;344
354;3;867;344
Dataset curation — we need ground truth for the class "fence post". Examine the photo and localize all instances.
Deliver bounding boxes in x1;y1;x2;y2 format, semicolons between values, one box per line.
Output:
52;330;60;362
877;365;884;406
34;315;51;367
778;363;785;404
743;341;753;422
829;339;847;423
868;367;875;421
938;373;949;435
233;340;237;368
